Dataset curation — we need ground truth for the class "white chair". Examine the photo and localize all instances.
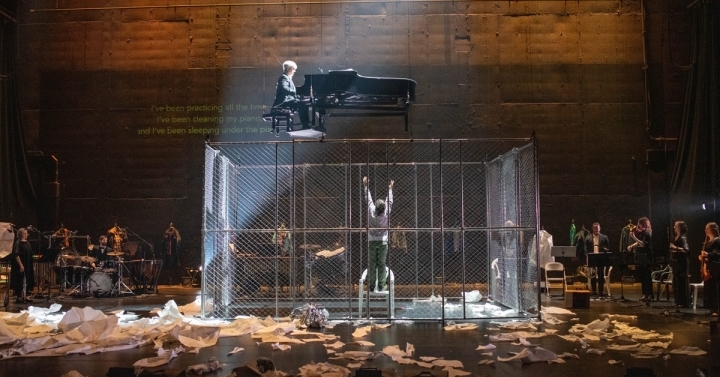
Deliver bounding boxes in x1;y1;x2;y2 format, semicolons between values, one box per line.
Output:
651;265;672;301
544;262;566;297
358;267;395;318
603;266;613;296
691;282;703;309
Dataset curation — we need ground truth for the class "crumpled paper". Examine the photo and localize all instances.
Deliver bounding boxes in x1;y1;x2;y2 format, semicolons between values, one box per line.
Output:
352;325;372;338
444;322;478;331
498;347;558;363
462;290;482;302
178;296;214;316
272;342;291;351
669;346;706;356
298;362;351;377
133;345;183;368
187;357;225;374
170;325;220;349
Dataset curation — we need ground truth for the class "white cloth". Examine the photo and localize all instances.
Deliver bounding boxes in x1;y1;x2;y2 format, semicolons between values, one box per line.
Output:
530;230;554;268
0;223;15;259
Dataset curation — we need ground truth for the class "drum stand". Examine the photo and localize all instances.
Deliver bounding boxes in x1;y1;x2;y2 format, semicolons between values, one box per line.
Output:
64;271;86;297
113;259;134;296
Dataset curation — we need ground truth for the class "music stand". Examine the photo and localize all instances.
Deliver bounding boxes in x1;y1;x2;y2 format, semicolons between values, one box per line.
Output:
605;252;638;302
550;246;576;259
37;247;61;301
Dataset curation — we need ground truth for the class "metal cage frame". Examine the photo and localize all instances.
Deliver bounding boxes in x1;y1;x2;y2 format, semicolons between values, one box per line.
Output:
202;138;539;320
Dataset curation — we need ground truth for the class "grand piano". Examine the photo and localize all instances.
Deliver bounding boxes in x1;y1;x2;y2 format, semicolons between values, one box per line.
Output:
265;69;417;135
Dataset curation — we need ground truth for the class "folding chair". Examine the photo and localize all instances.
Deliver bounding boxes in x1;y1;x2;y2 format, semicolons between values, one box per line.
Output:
544;262;566;297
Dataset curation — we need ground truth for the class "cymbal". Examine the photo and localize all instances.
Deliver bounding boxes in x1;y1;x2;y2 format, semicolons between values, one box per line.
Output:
60;254;76;259
106;251;125;256
79;256;97;263
299;244;321;250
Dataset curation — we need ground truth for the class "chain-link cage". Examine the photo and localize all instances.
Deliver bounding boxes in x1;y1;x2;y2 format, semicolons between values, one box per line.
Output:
202;139;539;320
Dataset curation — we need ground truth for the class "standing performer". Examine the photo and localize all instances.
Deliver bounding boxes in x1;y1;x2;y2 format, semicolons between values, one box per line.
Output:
10;228;34;303
584;222;610;296
162;223;182;267
699;222;720;316
272;60;311;130
668;221;690;308
363;176;394;293
628;217;653;302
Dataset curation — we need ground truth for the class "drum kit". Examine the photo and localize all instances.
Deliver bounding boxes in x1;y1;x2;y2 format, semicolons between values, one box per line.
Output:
55;249;135;297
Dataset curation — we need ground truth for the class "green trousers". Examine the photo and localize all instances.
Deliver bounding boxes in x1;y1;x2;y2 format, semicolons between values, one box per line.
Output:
368;241;388;291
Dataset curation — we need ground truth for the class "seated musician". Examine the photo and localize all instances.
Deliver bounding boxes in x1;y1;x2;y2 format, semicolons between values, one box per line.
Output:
584;222;610;296
88;235;111;268
272;60;310;130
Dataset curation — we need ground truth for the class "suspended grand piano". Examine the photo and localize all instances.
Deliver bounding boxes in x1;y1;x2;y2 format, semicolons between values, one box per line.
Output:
295;69;417;133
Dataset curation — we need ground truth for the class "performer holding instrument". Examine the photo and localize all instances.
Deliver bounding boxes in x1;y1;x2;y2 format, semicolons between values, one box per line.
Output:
699;222;720;316
668;221;690;308
87;235;111;269
627;217;653;302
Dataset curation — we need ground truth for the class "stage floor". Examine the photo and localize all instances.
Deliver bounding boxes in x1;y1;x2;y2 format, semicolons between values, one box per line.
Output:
0;283;716;377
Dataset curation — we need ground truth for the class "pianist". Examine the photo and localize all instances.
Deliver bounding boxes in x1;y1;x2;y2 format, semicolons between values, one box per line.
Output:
272;60;310;130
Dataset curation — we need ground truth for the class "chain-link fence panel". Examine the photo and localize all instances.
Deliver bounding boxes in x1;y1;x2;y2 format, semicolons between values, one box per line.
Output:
203;139;538;320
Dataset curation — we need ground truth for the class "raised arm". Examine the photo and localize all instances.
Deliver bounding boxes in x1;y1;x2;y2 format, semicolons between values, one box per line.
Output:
363;176;375;214
386;180;394;214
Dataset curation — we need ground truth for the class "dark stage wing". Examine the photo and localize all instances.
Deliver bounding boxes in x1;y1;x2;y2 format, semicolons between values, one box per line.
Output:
295;69;416;131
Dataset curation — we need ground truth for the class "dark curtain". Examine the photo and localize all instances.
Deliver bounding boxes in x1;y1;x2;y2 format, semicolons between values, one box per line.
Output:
0;14;36;223
670;1;720;205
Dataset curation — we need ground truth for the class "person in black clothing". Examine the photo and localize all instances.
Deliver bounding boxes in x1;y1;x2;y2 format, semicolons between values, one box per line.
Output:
272;60;310;130
699;222;720;316
88;235;111;269
11;228;34;303
668;220;690;308
628;217;653;302
584;222;611;296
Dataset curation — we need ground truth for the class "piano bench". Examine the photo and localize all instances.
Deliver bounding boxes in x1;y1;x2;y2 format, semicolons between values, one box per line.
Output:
262;109;296;135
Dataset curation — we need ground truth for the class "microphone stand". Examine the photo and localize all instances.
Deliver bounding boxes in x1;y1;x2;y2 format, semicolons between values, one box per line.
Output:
123;227;155;293
123;227;154;260
26;226;52;301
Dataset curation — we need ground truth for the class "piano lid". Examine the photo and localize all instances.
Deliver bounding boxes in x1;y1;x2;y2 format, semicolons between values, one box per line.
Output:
296;69;416;102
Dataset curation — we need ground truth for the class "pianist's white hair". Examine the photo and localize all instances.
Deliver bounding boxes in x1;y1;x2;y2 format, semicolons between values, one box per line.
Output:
283;60;297;73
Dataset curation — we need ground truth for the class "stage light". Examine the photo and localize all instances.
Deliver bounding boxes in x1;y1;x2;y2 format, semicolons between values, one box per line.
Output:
703;202;715;210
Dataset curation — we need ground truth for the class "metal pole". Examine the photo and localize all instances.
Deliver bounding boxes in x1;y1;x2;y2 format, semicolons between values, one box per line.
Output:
345;141;352;314
485;161;491;302
291;142;297;305
303;162;309;299
430;163;435;298
364;142;371;319
385;142;391;319
439;140;445;323
514;149;522;311
414;162;419;298
460;141;466;319
275;143;279;318
533;138;542;319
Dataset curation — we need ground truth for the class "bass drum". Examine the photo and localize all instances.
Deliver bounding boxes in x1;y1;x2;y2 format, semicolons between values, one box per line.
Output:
86;271;112;297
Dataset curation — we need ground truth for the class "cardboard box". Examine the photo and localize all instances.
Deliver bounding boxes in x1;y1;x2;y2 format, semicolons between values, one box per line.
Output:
565;289;590;309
